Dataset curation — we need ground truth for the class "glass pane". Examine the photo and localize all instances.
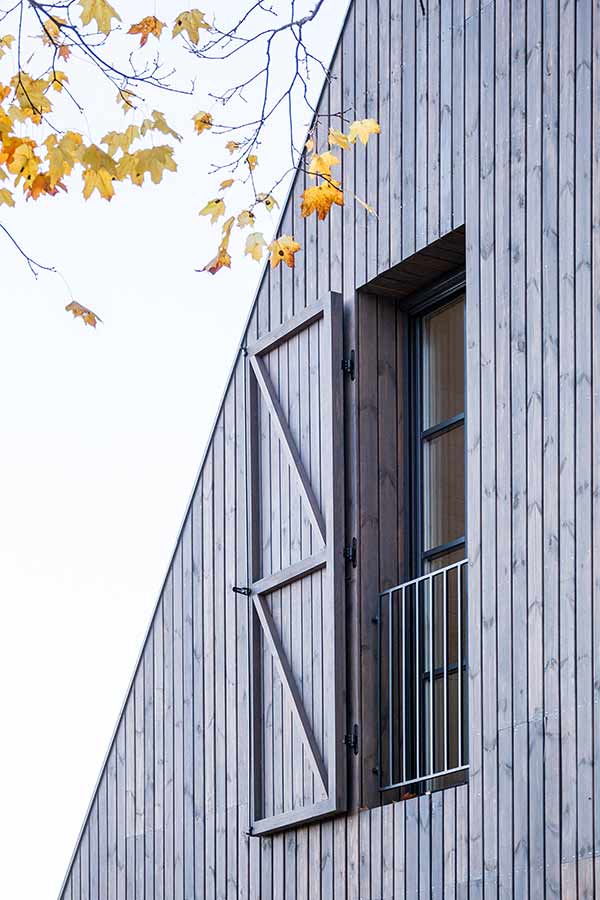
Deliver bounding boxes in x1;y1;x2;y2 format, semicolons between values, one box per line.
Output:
423;296;465;428
423;424;465;550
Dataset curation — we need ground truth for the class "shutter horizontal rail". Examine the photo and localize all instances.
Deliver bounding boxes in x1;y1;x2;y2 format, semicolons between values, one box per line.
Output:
378;558;469;793
251;550;327;596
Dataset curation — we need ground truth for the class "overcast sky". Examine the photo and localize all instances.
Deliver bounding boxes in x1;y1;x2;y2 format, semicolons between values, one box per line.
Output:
0;3;343;896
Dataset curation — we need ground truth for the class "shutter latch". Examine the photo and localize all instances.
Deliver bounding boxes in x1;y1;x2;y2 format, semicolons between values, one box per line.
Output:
341;350;355;380
232;586;252;596
343;724;359;755
343;538;357;568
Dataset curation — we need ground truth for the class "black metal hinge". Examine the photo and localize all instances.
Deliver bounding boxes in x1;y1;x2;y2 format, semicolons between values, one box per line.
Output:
232;586;252;596
343;724;359;755
341;350;355;380
343;537;357;568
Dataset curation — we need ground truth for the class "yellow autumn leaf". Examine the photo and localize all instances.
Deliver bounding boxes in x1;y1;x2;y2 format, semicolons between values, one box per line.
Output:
246;154;258;171
225;140;240;154
0;186;14;206
140;110;181;141
42;16;66;43
193;111;213;134
305;135;315;153
80;143;117;200
79;0;121;35
7;143;40;186
220;215;234;248
0;34;15;59
268;235;301;269
128;16;165;47
101;124;140;157
257;192;278;211
199;197;225;223
201;247;231;274
10;72;52;122
245;231;266;262
300;179;344;221
348;118;381;145
328;127;351;150
172;9;210;44
118;146;177;185
116;88;138;114
219;178;234;190
65;300;102;327
308;150;340;179
25;172;66;200
237;209;255;228
50;70;68;92
44;131;83;186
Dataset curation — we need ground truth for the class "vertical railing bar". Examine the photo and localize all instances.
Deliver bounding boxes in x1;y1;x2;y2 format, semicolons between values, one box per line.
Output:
457;560;463;768
415;579;420;782
443;566;448;773
402;585;406;786
377;591;383;789
388;589;394;789
429;573;434;778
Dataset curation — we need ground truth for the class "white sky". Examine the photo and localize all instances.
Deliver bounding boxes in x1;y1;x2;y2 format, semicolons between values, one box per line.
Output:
0;3;344;896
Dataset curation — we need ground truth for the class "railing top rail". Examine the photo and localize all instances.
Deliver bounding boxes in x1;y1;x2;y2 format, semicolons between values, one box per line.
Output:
378;557;468;599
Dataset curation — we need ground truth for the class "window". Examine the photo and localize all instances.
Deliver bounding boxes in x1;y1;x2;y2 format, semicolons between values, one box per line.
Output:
378;276;468;797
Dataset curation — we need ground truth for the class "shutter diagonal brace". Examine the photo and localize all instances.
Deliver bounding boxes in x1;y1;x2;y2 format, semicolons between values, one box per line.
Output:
253;593;329;796
249;354;327;545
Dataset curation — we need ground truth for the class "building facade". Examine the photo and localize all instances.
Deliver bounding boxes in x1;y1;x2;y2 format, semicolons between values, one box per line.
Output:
58;0;600;896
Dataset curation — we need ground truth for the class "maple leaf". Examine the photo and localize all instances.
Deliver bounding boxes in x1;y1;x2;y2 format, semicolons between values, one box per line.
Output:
0;187;14;206
140;110;181;141
202;248;231;274
118;146;177;185
220;215;234;248
81;143;117;200
219;178;234;190
25;172;66;200
268;235;301;269
116;88;138;114
101;124;140;157
128;16;165;47
10;72;52;122
308;150;340;178
193;111;212;134
245;231;266;262
78;0;121;35
50;70;68;92
300;179;344;221
0;35;14;60
257;192;278;212
58;44;72;61
237;209;255;228
42;16;66;44
172;9;210;44
44;131;83;186
305;136;315;153
328;127;350;150
199;197;225;223
225;140;240;154
246;154;258;171
7;142;40;186
348;118;381;145
65;300;102;327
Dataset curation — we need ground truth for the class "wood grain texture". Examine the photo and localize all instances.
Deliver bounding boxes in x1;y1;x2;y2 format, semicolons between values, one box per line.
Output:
57;1;600;898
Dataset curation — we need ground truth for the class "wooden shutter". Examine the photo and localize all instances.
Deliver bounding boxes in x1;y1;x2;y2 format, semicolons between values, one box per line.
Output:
246;292;346;834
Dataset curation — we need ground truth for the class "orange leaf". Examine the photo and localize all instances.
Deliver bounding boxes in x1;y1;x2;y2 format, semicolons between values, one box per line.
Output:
128;15;165;47
65;300;102;327
268;235;301;269
300;179;344;221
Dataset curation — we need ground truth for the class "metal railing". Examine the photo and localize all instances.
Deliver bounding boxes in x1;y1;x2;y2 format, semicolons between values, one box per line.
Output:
378;558;469;793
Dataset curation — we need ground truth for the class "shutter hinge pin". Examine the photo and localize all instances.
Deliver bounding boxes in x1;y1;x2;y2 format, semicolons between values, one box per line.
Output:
343;538;357;568
232;586;252;596
343;724;359;755
341;350;355;380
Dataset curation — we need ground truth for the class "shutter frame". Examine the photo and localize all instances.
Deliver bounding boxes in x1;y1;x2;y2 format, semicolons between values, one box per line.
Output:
246;291;346;835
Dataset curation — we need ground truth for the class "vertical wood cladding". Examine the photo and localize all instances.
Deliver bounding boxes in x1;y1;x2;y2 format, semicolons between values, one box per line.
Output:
58;1;600;897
